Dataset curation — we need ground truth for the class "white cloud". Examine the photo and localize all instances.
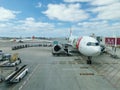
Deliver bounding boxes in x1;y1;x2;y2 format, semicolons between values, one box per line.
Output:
91;0;119;6
41;28;69;37
0;7;18;21
64;0;92;3
0;17;55;37
43;4;89;22
0;23;6;28
76;21;120;36
12;17;54;33
90;0;120;20
36;2;42;8
78;21;108;28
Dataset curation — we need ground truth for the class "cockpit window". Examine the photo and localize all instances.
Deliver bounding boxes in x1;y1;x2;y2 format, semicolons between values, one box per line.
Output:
87;42;99;46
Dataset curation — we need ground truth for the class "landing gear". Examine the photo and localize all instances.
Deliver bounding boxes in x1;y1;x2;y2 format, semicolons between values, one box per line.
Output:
87;56;92;64
52;52;60;56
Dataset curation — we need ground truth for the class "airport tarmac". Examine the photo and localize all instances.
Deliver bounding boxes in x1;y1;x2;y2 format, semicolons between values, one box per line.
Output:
0;40;120;90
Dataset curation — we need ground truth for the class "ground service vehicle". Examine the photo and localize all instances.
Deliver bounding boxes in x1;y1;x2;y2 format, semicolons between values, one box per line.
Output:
5;65;28;84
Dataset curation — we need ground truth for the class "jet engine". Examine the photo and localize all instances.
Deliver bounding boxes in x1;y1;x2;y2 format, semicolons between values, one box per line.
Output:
54;45;62;52
52;44;64;55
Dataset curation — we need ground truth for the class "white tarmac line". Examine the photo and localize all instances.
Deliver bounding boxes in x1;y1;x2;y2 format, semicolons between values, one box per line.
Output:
18;64;40;90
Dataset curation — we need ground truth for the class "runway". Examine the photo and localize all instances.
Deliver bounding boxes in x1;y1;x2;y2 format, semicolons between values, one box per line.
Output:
0;40;120;90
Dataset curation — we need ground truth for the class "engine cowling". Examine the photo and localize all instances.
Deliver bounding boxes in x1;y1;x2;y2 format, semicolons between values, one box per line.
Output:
52;44;64;55
54;45;61;52
53;44;62;52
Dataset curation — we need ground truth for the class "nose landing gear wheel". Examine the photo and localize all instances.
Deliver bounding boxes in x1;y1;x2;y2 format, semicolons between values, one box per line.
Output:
87;56;92;64
87;60;92;64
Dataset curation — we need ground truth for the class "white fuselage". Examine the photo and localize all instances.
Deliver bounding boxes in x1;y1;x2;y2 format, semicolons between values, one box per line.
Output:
70;36;101;57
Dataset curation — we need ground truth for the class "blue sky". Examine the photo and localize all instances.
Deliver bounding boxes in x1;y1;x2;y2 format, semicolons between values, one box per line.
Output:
0;0;120;37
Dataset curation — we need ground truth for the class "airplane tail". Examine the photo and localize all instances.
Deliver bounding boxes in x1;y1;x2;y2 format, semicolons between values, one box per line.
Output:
68;27;73;42
68;27;77;48
70;27;72;37
68;27;75;44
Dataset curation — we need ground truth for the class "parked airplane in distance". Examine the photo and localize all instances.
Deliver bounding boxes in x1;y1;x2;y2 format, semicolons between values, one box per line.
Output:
10;38;32;43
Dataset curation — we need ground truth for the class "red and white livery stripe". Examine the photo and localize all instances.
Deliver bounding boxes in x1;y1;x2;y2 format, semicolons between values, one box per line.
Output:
76;37;82;49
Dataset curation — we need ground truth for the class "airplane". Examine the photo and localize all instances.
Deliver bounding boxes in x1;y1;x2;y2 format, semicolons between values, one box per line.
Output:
10;37;53;43
52;29;101;64
10;36;37;43
10;38;29;43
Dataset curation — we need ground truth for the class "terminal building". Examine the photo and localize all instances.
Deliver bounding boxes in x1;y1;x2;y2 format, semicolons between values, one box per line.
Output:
103;37;120;47
96;36;120;47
